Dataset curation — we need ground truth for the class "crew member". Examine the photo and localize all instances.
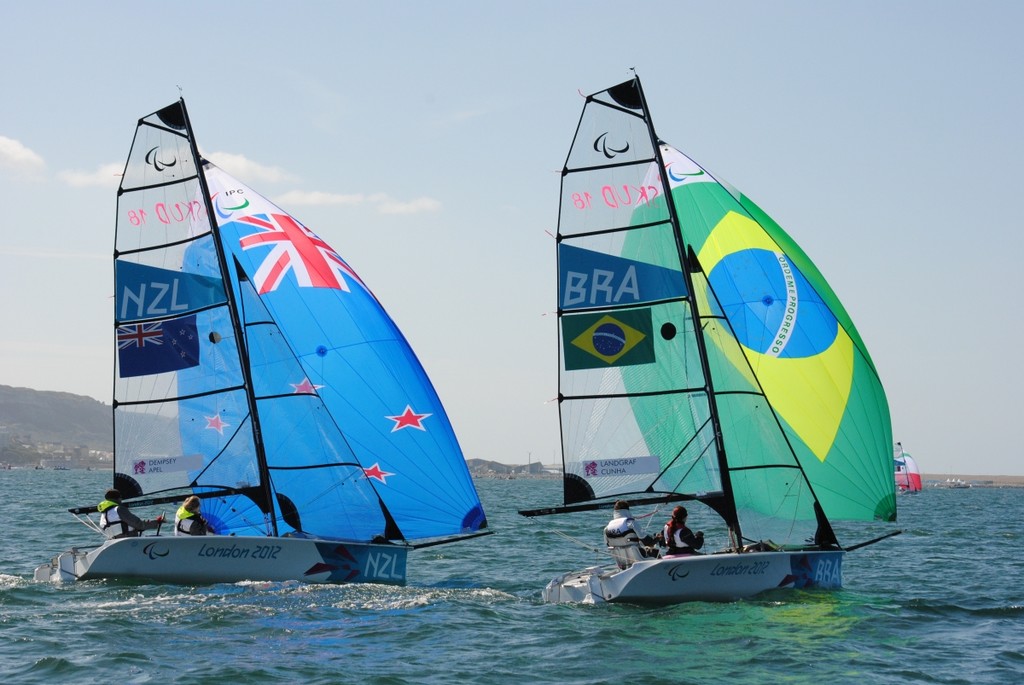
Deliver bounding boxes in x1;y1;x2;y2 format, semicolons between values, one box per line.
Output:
175;495;215;536
98;489;164;538
662;505;704;555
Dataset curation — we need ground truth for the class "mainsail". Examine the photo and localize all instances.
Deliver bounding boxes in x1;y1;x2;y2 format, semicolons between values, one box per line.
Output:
112;100;485;544
550;78;894;548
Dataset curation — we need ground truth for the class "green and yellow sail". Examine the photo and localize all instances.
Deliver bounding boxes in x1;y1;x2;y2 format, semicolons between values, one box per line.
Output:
554;77;894;545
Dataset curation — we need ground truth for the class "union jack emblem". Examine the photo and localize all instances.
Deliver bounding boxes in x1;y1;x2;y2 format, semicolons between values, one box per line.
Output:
237;213;365;294
117;322;165;349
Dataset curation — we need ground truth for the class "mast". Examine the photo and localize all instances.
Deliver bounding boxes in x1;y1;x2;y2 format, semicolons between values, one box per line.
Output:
177;99;279;536
631;77;743;549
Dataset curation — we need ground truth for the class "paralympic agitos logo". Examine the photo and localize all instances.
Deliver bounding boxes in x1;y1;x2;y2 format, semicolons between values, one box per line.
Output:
143;542;169;560
667;563;690;581
593;132;629;159
145;146;177;172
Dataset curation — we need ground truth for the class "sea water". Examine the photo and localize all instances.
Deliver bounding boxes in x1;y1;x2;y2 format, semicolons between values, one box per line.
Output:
1;469;1022;684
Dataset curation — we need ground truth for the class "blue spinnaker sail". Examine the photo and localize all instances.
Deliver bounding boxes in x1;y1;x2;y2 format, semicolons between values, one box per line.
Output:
204;165;486;540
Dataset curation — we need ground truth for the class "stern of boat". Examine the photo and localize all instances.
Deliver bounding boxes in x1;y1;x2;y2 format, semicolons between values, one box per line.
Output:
542;565;614;604
34;548;89;583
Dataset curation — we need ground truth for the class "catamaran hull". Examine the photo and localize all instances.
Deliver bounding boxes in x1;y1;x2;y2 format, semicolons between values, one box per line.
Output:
543;550;844;604
34;535;408;586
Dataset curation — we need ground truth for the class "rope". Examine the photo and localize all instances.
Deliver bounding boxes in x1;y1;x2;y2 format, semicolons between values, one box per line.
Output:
550;528;610;556
75;513;105;536
522;515;614;558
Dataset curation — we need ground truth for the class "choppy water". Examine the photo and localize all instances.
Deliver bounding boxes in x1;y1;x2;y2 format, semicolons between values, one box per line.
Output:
2;469;1022;684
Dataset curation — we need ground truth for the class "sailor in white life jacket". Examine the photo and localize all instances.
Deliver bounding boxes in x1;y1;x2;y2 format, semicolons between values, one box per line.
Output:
603;500;656;569
661;505;704;555
97;488;164;539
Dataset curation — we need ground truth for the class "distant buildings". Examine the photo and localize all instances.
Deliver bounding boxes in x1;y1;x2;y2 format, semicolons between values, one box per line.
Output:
466;458;561;479
0;425;110;469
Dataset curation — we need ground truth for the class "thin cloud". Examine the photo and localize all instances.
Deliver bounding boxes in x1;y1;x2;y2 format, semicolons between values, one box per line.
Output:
275;190;369;206
0;136;45;174
57;162;124;188
0;245;106;260
376;196;442;214
49;144;442;216
274;189;441;215
204;151;296;184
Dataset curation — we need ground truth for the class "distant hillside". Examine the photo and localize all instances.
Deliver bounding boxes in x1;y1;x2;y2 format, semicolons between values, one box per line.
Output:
467;458;552;475
0;386;561;474
0;384;112;450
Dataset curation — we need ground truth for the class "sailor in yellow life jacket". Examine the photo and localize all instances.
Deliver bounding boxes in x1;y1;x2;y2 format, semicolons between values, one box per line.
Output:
98;489;164;539
175;495;215;536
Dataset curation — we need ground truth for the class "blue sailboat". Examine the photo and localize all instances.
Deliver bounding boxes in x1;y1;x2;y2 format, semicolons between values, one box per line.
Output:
35;100;488;585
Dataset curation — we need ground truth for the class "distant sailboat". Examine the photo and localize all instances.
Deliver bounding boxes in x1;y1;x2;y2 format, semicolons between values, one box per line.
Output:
36;99;489;585
520;76;898;604
894;442;923;493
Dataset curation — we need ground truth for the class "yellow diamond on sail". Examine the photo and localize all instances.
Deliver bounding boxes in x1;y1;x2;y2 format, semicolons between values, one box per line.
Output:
754;331;854;461
697;211;854;462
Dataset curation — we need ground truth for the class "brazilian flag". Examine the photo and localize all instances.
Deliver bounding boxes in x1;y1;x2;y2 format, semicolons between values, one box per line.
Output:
562;309;655;370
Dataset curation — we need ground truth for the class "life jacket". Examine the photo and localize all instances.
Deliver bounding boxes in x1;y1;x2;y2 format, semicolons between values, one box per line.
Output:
663;518;700;555
604;512;637;539
605;509;646;569
175;505;192;535
175;505;207;536
98;499;133;539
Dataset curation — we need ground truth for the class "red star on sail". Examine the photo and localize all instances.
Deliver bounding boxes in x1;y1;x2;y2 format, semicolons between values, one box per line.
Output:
205;415;229;435
291;377;324;394
387;405;431;432
362;463;394;484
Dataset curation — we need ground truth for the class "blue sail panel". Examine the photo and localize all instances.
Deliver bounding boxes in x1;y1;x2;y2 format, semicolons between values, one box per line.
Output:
558;244;687;311
171;257;395;539
115;262;226;320
204;164;486;540
241;282;390;540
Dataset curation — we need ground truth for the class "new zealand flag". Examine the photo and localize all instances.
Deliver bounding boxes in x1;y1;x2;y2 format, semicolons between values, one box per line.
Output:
117;314;200;378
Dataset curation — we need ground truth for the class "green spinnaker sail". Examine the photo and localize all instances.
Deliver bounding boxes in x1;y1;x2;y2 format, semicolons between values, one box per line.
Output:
555;77;894;548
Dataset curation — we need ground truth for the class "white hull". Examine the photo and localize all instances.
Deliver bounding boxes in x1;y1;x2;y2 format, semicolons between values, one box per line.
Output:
34;535;408;586
543;549;843;604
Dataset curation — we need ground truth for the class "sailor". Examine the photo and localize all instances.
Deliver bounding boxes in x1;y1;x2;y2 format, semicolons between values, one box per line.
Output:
604;500;656;569
175;495;215;536
661;505;704;555
604;500;639;540
98;489;164;539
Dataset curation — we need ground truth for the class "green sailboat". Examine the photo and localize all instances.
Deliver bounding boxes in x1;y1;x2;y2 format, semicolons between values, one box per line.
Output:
521;76;898;604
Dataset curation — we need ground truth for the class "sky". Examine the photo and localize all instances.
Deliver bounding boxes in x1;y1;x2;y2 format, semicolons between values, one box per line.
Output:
1;2;1022;476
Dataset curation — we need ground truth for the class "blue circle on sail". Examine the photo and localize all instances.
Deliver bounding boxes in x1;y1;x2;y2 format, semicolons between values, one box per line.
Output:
708;248;837;358
592;323;627;356
462;504;487;531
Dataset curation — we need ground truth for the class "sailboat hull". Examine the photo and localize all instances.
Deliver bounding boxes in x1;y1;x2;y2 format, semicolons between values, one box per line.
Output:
33;535;408;586
542;550;843;604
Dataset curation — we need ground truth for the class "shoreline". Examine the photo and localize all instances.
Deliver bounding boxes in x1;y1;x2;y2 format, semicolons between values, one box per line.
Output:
922;473;1024;488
